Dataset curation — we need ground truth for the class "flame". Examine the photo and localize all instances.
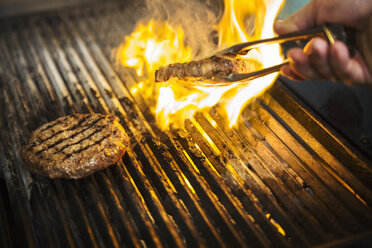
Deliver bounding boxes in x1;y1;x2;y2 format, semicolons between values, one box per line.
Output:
116;0;284;129
117;20;191;77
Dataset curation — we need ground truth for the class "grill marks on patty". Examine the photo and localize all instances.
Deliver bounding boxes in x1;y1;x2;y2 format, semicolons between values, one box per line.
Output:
31;115;95;148
21;113;128;179
38;118;66;132
34;115;108;156
58;127;111;160
64;133;112;159
55;126;105;154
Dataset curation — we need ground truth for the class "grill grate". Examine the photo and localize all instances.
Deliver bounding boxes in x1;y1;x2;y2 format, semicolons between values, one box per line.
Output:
1;1;372;247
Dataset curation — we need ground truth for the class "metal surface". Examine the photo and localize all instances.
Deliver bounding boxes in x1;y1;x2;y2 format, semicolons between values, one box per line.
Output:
0;1;372;247
216;24;336;56
213;60;289;85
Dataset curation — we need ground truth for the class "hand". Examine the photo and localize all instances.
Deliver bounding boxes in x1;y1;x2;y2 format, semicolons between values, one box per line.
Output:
274;0;372;87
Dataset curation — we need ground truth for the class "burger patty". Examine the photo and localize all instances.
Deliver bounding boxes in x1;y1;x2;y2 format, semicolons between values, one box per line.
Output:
155;55;263;82
21;113;129;179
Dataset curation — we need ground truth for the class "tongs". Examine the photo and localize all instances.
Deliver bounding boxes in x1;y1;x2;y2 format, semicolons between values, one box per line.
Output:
209;23;352;85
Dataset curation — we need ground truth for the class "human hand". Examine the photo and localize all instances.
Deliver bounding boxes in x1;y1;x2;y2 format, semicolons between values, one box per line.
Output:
274;0;372;87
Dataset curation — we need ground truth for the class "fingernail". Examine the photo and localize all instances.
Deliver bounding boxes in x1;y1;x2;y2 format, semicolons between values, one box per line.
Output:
274;20;284;30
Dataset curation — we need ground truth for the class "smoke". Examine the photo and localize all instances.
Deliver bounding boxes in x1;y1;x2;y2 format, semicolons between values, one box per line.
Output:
141;0;222;58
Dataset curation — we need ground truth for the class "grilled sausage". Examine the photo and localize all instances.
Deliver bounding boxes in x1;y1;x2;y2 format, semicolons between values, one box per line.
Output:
21;113;129;179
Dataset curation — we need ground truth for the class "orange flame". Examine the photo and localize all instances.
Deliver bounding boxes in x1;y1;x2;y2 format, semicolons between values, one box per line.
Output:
117;20;192;77
116;0;284;129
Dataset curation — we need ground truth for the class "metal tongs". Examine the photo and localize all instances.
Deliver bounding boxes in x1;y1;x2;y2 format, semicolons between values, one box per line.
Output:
210;23;352;85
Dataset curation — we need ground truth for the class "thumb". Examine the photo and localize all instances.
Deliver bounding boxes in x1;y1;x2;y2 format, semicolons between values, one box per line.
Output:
274;1;318;35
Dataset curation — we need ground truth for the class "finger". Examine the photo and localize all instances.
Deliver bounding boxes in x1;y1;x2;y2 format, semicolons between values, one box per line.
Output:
287;48;326;80
330;41;372;86
280;64;304;81
274;1;318;35
304;38;339;81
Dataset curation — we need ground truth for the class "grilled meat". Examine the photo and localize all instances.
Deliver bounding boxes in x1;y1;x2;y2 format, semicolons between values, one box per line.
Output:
155;55;262;82
21;113;129;179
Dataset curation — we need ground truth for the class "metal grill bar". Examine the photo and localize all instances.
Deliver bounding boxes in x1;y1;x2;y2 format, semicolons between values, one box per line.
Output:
0;2;371;247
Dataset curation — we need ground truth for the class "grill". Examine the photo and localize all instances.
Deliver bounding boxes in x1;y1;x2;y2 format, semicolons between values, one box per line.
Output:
1;1;372;247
